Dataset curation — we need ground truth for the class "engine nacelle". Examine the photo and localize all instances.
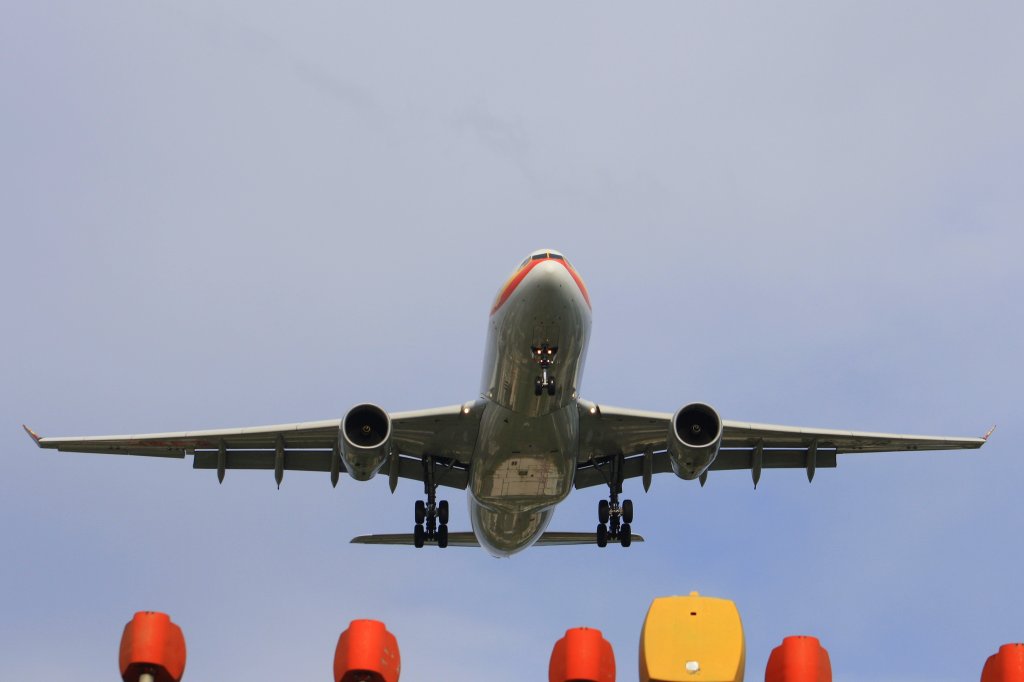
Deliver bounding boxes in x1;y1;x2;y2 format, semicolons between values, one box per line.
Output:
667;402;723;480
340;403;392;481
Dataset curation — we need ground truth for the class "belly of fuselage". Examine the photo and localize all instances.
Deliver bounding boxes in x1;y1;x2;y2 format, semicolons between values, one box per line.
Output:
469;503;555;558
469;401;578;514
467;400;579;556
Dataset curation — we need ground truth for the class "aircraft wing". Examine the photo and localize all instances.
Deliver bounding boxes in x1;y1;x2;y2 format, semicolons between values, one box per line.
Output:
23;403;481;490
574;400;992;489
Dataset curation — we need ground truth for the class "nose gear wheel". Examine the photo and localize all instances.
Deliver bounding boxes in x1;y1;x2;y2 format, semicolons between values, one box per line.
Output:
532;343;558;396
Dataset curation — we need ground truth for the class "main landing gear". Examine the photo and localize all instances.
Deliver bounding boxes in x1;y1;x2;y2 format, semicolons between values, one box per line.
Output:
532;343;558;396
594;454;634;548
413;456;449;549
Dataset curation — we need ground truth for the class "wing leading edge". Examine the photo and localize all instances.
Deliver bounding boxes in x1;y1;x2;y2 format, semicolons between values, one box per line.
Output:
575;401;991;490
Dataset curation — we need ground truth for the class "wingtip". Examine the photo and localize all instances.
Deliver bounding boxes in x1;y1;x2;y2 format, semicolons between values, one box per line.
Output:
22;424;42;445
982;424;997;442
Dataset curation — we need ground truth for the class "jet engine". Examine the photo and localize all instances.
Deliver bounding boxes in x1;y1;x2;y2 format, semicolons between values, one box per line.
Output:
667;402;723;480
340;403;392;481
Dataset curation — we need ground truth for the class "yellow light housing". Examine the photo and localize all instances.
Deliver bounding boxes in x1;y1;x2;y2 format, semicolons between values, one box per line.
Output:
639;592;745;682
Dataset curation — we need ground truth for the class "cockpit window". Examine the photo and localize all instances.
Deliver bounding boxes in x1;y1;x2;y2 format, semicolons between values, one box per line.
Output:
521;251;568;267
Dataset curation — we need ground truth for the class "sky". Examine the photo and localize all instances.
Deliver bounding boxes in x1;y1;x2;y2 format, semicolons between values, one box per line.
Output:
1;2;1022;680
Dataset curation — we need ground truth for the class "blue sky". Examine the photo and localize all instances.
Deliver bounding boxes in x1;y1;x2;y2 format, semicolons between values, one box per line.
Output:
2;3;1021;680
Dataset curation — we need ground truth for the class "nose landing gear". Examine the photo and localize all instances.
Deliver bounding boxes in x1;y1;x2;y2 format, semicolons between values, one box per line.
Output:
532;343;558;396
413;457;449;548
594;454;634;548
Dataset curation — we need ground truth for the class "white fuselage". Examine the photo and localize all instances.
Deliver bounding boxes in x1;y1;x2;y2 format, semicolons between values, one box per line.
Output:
468;255;592;556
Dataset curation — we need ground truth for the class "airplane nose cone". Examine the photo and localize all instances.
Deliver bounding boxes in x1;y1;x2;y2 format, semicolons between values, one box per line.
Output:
523;260;590;313
528;260;571;289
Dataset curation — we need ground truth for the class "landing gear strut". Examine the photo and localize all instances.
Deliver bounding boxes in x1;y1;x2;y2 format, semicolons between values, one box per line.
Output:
413;456;449;549
532;343;558;396
594;454;634;548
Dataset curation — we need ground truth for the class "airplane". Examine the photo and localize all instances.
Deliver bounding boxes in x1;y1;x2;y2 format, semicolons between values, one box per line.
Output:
23;248;994;557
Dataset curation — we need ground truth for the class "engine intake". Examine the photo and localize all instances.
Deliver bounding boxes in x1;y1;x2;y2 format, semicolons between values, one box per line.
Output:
340;404;392;481
668;402;723;480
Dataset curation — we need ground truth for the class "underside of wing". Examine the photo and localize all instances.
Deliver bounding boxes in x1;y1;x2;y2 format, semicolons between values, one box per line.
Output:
575;401;991;489
721;420;991;453
26;419;349;485
25;420;341;457
24;401;483;490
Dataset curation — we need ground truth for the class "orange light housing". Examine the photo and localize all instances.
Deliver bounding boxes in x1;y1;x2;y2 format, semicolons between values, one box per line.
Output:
765;636;831;682
549;627;616;682
982;643;1024;682
333;619;401;682
118;611;187;682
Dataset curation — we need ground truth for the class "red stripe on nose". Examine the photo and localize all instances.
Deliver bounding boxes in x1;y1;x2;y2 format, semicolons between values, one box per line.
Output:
490;258;591;316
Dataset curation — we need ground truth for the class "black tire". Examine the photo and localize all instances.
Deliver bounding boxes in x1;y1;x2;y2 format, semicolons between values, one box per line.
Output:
598;499;609;524
622;499;634;524
437;524;449;548
596;523;608;548
438;499;449;525
620;522;632;547
414;500;426;525
534;379;542;396
413;524;425;548
547;378;556;396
